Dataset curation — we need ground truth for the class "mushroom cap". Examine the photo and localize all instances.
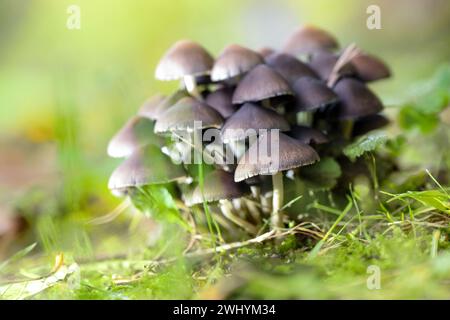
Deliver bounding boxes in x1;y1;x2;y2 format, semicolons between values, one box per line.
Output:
309;49;356;81
282;25;338;56
333;78;383;120
232;65;293;104
265;52;318;84
351;53;391;82
107;116;163;158
155;40;214;81
108;144;188;192
352;114;389;137
234;131;319;182
292;76;339;111
258;47;276;58
136;94;166;120
288;125;329;145
138;90;187;120
211;44;263;81
154;96;224;133
221;103;290;142
205;87;238;118
190;170;248;205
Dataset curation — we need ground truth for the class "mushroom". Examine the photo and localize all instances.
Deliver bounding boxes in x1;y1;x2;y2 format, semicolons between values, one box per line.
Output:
155;40;214;96
232;64;293;107
309;49;356;81
351;53;391;82
291;76;339;125
138;90;187;121
190;169;256;234
352;114;389;137
107;116;163;158
282;25;339;57
154;96;223;134
211;44;263;82
221;102;290;160
108;144;190;197
258;47;275;58
203;128;236;171
235;131;319;229
265;52;318;85
221;102;290;142
136;94;166;120
332;78;384;138
288;125;329;145
205;87;238;118
154;96;223;164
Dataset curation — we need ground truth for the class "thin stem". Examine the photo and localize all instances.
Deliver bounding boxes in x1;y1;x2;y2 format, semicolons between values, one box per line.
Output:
198;162;223;245
183;75;201;98
244;199;261;224
260;192;272;214
250;185;260;200
271;172;284;229
342;119;354;140
219;199;257;234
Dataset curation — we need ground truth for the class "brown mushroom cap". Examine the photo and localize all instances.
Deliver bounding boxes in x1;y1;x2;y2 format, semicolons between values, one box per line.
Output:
351;53;391;82
234;131;319;182
205;87;238;118
288;125;329;145
107;116;163;158
221;103;290;142
333;78;384;120
258;47;276;58
154;96;224;133
232;65;293;104
352;114;389;137
265;52;318;84
282;25;338;56
292;76;339;111
211;44;263;82
136;94;166;120
155;40;214;81
108;144;188;192
308;49;356;81
138;90;187;120
190;170;248;205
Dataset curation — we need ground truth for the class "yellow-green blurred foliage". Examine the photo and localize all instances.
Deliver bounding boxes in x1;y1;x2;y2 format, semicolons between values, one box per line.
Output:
0;0;449;200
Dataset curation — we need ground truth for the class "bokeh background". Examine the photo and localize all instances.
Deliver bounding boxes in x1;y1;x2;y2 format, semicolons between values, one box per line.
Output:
0;0;449;259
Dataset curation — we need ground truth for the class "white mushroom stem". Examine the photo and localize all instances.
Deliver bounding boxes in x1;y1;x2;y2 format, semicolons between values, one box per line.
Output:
260;192;272;214
219;199;257;234
183;75;201;98
244;199;261;224
250;185;260;200
271;172;284;229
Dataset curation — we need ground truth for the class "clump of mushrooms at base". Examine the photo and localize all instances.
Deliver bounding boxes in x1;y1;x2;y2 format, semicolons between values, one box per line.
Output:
106;25;391;240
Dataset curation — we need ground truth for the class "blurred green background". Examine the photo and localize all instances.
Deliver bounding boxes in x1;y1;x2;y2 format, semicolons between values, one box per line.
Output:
0;0;449;258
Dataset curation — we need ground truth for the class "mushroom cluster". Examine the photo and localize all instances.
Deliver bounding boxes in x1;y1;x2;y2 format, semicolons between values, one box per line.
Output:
107;25;391;236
